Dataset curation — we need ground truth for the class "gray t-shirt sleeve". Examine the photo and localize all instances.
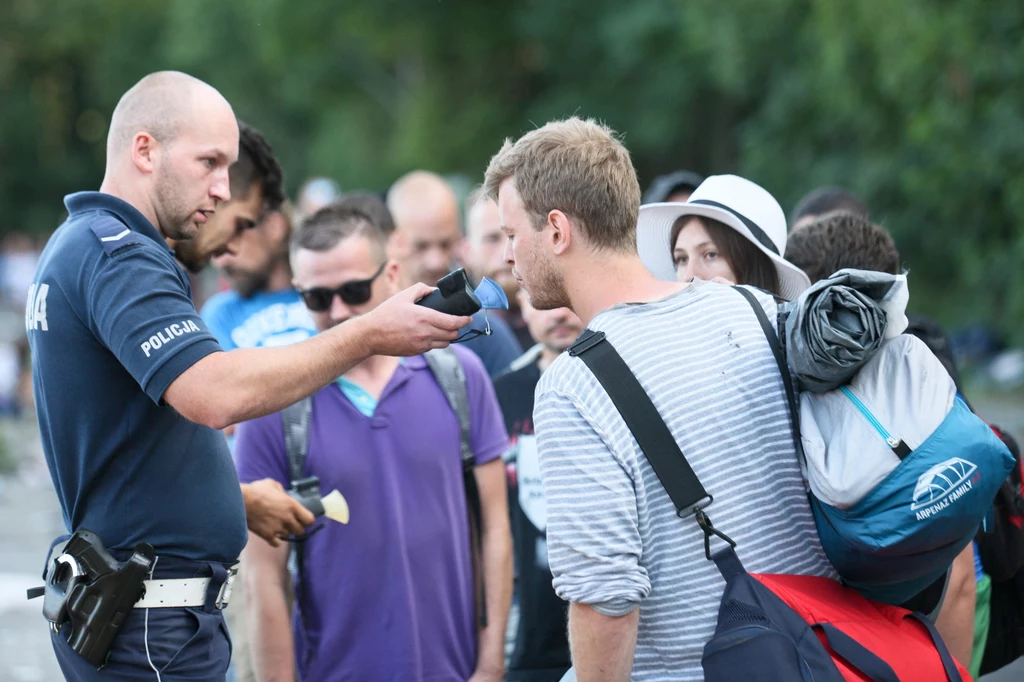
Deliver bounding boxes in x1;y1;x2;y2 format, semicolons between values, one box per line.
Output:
535;386;650;616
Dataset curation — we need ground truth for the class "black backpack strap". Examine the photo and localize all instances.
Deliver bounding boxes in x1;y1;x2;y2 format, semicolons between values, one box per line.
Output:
423;348;488;629
732;287;804;464
282;397;313;485
568;329;735;559
280;397;314;664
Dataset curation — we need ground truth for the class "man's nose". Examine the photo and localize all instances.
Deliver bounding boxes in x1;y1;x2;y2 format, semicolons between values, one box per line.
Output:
330;293;353;324
212;250;235;269
502;239;515;266
423;246;449;272
210;167;231;203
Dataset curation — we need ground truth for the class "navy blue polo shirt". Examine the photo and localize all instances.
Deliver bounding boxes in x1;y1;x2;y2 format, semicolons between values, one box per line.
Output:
26;192;247;562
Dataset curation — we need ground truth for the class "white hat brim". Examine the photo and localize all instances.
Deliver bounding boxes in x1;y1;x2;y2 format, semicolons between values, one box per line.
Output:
637;202;811;300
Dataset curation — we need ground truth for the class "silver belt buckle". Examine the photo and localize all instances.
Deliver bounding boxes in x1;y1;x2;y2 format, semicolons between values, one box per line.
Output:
215;564;239;610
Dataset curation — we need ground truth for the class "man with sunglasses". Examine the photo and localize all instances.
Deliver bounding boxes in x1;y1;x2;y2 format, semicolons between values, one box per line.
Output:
237;200;513;682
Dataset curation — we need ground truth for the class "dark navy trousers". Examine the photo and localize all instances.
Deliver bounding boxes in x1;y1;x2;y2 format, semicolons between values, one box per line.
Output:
49;555;233;681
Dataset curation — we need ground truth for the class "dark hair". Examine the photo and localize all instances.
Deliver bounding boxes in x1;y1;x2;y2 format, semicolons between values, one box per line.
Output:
292;202;389;258
671;216;780;295
784;212;900;283
790;186;869;226
338;191;395;237
642;170;705;204
230;121;286;212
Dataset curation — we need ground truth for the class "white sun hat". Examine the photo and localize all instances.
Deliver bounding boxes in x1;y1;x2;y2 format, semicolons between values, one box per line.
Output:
636;174;811;300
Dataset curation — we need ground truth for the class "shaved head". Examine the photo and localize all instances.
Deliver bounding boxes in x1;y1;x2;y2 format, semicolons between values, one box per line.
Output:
386;171;463;286
101;71;238;243
386;170;460;230
107;71;228;162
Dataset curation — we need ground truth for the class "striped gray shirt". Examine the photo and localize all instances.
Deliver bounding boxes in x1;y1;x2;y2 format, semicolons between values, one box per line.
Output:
535;282;836;681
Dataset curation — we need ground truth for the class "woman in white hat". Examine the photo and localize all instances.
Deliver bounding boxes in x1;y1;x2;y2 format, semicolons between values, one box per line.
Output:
636;174;811;299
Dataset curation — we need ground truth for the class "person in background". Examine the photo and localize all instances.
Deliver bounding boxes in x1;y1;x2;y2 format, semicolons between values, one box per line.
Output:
494;291;582;682
641;169;705;204
339;189;395;235
239;202;512;682
295;176;342;222
201;124;316;351
789;185;870;231
783;210;978;670
464;186;533;349
636;174;811;300
387;170;523;376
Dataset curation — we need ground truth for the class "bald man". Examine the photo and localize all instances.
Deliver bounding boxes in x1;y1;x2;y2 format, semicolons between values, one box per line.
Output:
463;187;534;350
387;170;523;377
26;72;469;681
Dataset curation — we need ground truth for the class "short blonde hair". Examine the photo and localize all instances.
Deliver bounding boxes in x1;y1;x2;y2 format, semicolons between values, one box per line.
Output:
482;117;641;253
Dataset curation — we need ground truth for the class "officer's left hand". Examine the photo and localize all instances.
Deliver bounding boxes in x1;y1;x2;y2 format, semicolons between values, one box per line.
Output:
241;479;316;547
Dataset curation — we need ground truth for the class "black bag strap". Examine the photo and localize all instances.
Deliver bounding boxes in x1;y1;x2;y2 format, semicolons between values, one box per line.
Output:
568;329;735;559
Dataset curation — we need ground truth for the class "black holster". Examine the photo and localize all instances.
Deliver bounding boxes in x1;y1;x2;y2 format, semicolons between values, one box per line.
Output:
30;529;155;666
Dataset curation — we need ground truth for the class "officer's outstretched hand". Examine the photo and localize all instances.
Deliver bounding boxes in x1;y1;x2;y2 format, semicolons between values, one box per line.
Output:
241;479;316;547
358;283;472;357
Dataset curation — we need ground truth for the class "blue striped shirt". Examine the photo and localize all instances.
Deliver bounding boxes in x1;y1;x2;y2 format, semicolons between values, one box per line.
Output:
535;282;836;681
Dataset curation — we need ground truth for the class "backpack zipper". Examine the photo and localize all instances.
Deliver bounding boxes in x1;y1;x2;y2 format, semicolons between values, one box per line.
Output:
838;386;902;450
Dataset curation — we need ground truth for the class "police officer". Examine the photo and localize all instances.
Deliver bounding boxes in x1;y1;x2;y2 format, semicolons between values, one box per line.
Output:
26;71;469;681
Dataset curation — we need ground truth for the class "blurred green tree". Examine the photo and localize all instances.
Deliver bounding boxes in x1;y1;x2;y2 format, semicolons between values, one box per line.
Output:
1;0;1022;339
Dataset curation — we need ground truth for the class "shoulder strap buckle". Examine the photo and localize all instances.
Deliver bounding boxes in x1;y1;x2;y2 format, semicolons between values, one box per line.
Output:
568;329;606;357
696;509;737;561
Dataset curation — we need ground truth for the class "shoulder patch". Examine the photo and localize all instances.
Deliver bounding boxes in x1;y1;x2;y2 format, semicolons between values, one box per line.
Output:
87;215;145;255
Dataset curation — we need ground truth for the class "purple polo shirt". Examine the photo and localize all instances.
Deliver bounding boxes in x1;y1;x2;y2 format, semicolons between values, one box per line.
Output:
235;346;508;682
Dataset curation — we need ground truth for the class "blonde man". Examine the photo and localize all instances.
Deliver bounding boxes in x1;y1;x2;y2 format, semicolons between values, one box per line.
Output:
483;118;835;681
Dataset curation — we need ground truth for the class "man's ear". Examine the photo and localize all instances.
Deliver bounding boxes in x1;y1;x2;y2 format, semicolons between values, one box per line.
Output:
385;258;401;287
132;132;159;174
263;211;289;244
387;231;408;260
548;209;573;256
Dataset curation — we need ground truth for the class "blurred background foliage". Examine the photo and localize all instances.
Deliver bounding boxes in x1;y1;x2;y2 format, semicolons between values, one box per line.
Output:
2;0;1024;339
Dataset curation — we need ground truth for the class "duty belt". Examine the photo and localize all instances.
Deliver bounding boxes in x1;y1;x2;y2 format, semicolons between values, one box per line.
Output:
134;565;238;609
27;530;238;666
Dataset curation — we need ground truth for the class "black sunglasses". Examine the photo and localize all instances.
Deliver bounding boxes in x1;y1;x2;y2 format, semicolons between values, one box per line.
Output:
298;262;388;312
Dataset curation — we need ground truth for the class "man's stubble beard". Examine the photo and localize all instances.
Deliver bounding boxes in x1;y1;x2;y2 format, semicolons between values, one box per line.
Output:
229;268;272;299
523;254;570;311
154;162;199;241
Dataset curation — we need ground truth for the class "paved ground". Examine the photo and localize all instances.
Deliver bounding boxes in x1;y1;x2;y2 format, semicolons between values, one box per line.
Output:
0;416;63;682
0;395;1020;681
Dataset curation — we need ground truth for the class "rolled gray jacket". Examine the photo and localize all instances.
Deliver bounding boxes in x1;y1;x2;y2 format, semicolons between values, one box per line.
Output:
784;268;909;393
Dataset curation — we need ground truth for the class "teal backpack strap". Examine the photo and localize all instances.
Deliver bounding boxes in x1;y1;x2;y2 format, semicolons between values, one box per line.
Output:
424;348;487;628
